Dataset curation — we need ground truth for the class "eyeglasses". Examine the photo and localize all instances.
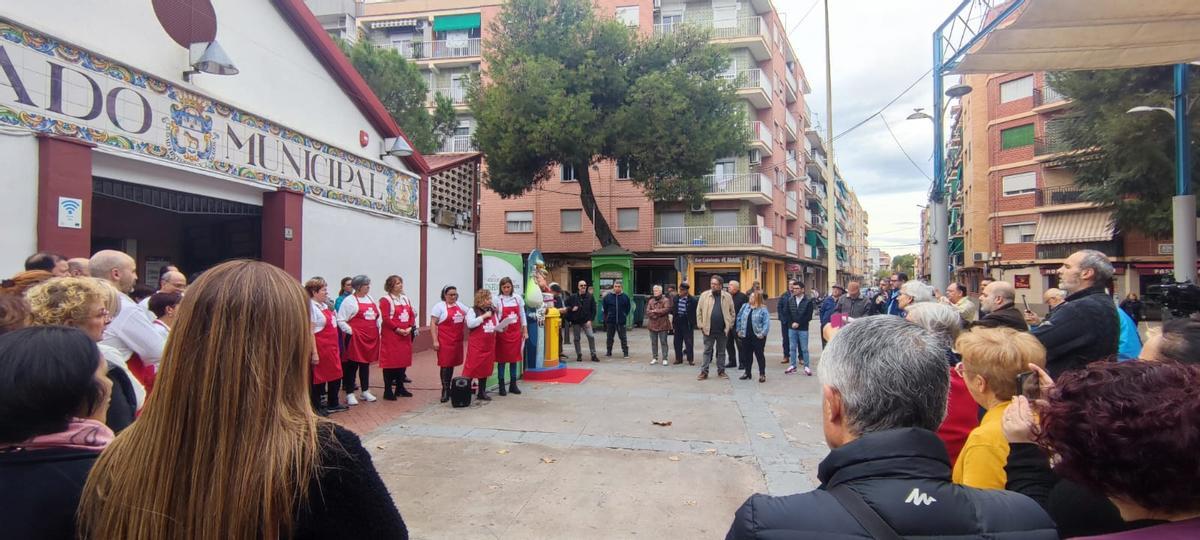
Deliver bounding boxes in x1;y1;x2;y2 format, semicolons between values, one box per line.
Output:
953;362;969;378
94;308;112;323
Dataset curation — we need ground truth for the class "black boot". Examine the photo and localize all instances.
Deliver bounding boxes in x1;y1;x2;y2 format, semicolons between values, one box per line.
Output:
509;380;521;395
397;368;413;397
498;371;507;396
476;378;491;401
382;369;397;400
440;368;451;403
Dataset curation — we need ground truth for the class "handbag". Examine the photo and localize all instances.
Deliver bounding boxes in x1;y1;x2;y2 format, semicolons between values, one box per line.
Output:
828;484;903;540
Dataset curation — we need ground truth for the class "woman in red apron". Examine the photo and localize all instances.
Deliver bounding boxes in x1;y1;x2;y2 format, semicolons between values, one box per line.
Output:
336;275;379;405
431;286;468;403
463;289;513;402
305;278;345;415
494;277;527;396
379;275;415;400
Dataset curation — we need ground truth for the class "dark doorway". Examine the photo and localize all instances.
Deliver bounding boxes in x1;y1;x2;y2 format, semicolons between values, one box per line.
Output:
569;267;592;290
634;266;677;295
91;178;261;284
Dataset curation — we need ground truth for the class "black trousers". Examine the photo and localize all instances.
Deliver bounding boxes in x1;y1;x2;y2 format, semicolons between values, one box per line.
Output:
740;333;766;376
310;380;340;410
726;327;740;368
673;323;694;363
781;327;790;360
382;367;407;394
606;323;628;354
343;362;370;393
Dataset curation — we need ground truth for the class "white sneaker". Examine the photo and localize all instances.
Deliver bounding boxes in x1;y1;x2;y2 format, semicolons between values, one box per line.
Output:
361;390;378;402
346;394;359;406
650;358;658;365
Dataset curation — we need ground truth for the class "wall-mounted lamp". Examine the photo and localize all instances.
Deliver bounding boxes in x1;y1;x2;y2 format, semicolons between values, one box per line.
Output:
183;41;238;82
382;136;414;158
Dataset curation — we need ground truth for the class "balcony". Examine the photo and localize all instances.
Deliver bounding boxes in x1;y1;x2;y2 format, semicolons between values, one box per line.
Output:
396;38;482;66
808;212;826;230
785;149;799;178
703;173;772;205
1034;185;1087;207
784;110;798;141
720;68;772;109
654;225;774;252
787;236;799;256
1033;84;1068;109
806;151;827;179
784;70;799;103
428;86;468;108
1036;240;1122;260
782;192;801;219
750;121;773;155
806;178;825;200
655;16;770;61
440;133;475;153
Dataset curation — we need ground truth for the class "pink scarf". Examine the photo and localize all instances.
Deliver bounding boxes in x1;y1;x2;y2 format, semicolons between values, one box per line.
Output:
1;418;114;452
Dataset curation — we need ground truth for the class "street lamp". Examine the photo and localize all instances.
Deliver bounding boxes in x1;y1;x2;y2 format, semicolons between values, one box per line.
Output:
907;108;933;121
1127;105;1176;118
925;82;973;292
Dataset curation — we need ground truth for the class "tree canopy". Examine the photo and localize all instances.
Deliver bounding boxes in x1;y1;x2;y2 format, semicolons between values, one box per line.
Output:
1049;66;1200;238
471;0;748;246
338;38;457;155
891;254;916;277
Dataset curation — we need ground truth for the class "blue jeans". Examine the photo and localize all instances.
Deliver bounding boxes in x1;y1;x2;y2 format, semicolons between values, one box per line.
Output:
788;327;810;368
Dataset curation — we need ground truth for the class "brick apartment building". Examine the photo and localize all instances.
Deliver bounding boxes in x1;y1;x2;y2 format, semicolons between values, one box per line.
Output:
307;0;870;297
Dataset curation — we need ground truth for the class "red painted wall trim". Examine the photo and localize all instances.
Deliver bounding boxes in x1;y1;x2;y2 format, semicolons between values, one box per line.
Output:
270;0;430;174
261;189;304;280
419;172;429;324
37;134;95;258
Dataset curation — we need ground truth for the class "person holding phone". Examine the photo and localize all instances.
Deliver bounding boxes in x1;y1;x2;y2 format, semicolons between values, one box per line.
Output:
952;327;1046;490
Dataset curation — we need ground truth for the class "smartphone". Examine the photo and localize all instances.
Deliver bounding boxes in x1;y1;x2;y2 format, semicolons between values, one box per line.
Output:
1016;371;1040;401
1021;294;1031;312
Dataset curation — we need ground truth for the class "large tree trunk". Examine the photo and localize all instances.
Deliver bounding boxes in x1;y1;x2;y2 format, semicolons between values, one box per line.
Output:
577;165;620;247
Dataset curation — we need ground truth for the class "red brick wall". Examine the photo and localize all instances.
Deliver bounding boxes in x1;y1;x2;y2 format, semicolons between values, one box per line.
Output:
993;213;1039;260
989;163;1041;213
988;72;1037;121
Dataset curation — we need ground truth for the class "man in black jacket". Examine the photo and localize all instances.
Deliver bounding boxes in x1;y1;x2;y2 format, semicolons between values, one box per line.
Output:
726;316;1056;540
725;280;749;369
672;283;698;365
781;281;815;375
564;280;598;362
972;281;1029;332
602;281;632;358
776;288;792;363
1032;249;1119;377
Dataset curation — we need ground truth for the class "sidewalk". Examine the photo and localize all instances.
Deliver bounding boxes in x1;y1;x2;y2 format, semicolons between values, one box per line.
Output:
329;348;444;434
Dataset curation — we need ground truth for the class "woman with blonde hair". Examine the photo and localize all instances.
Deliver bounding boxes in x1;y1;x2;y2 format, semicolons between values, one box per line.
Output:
26;277;140;432
77;260;407;539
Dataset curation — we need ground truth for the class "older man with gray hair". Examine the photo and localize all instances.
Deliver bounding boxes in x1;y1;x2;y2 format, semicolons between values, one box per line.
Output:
1032;249;1120;377
725;317;1056;539
973;281;1028;332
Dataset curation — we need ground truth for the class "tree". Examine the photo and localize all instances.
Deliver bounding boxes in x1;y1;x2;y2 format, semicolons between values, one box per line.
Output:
891;254;916;277
338;39;458;154
1049;67;1200;238
873;268;892;283
471;0;748;246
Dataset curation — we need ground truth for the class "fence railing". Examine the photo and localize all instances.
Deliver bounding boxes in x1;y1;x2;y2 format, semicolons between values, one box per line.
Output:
1033;84;1067;107
395;38;482;60
786;69;798;94
786;193;799;215
429;86;468;105
655;225;771;247
703;173;770;198
440;134;474;153
718;68;771;96
653;16;765;40
1034;185;1086;206
787;237;798;255
1037;241;1122;260
751;121;772;149
785;110;798;136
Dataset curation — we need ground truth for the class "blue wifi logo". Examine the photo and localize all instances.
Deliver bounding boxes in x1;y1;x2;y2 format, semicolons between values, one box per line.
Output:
60;199;81;214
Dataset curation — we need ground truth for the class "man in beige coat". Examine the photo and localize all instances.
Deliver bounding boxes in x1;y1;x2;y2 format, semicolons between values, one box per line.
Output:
696;275;736;380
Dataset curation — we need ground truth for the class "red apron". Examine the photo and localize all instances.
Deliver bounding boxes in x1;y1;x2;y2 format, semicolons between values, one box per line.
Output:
312;304;343;384
462;311;497;379
495;296;524;363
126;353;155;394
345;296;380;364
379;296;415;369
436;303;466;367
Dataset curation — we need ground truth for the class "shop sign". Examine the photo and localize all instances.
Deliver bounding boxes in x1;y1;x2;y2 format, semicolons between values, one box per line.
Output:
694;256;742;264
0;20;419;218
786;263;801;272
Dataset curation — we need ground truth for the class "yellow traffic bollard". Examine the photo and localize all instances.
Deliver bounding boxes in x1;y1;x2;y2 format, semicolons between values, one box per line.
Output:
544;307;561;368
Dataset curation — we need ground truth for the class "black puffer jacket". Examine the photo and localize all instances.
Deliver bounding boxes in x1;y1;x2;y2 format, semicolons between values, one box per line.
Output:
726;428;1057;540
1030;285;1119;377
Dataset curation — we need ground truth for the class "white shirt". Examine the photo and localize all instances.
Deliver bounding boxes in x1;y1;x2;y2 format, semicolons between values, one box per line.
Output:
466;308;514;332
336;294;379;335
495;294;527;328
99;342;144;408
101;292;166;365
383;294;414;320
151;319;170;341
310;300;328;334
430;301;470;324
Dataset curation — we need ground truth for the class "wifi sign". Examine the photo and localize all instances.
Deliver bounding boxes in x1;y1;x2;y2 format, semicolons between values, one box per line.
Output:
57;197;83;229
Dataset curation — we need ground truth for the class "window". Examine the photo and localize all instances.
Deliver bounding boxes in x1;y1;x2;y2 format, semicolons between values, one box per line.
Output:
1002;222;1037;243
713;210;738;227
1001;124;1035;149
560;209;582;232
560;163;577;182
999;76;1034;103
659;212;684;228
1001;172;1037;196
659;13;682;31
615;6;639;27
617;208;639;231
617;158;633;180
505;211;533;233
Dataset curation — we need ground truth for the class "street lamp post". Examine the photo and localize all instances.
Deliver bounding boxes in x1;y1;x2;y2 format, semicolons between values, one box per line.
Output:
915;76;969;292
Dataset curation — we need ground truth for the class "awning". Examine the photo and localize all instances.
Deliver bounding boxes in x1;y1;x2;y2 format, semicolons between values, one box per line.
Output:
949;237;964;254
952;0;1200;74
806;230;827;248
1032;209;1116;244
433;13;481;32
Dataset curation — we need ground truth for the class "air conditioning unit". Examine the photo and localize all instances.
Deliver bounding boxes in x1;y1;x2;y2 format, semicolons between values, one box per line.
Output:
690;202;707;213
972;252;986;262
748;149;761;165
454;211;469;228
433;208;458;227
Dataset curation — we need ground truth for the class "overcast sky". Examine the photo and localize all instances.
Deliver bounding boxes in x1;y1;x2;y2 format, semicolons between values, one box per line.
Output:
776;0;963;257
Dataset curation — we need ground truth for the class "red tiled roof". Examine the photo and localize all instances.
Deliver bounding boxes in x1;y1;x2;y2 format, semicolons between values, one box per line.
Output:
271;0;429;174
424;152;482;173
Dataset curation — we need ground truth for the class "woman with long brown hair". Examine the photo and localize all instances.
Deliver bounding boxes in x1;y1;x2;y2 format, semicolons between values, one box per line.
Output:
493;276;526;396
77;260;407;539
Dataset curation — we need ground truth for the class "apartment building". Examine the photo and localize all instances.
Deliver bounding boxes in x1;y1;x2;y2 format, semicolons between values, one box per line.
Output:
943;70;1191;310
310;0;864;296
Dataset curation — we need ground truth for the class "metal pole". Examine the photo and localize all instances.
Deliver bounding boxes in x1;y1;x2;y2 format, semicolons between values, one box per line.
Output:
930;30;949;291
823;0;838;291
1173;63;1197;283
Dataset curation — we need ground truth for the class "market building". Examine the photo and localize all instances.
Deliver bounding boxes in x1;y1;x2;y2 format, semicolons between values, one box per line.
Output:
0;0;477;325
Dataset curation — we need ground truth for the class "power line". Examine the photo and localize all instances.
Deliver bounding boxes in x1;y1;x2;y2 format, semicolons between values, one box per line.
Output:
787;0;822;35
879;115;932;181
831;68;931;141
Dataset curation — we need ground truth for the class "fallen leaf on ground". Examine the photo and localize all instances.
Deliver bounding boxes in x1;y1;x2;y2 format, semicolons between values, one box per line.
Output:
376;445;386;450
757;432;775;439
651;420;673;426
705;448;717;454
540;457;557;464
497;449;510;455
488;485;500;490
684;500;697;506
668;456;681;462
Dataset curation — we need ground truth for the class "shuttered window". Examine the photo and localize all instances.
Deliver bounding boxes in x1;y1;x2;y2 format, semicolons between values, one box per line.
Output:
999;76;1034;103
1001;124;1035;149
1001;172;1037;196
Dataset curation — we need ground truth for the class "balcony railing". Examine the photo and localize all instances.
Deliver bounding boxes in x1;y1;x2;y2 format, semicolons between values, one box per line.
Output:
719;68;771;96
1037;240;1122;260
655;225;772;248
787;236;798;255
1034;186;1086;206
704;173;771;199
785;110;799;137
786;69;798;94
1033;84;1067;107
653;16;765;40
786;192;799;215
395;38;482;60
785;150;799;176
440;134;474;153
751;121;772;149
429;86;468;105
